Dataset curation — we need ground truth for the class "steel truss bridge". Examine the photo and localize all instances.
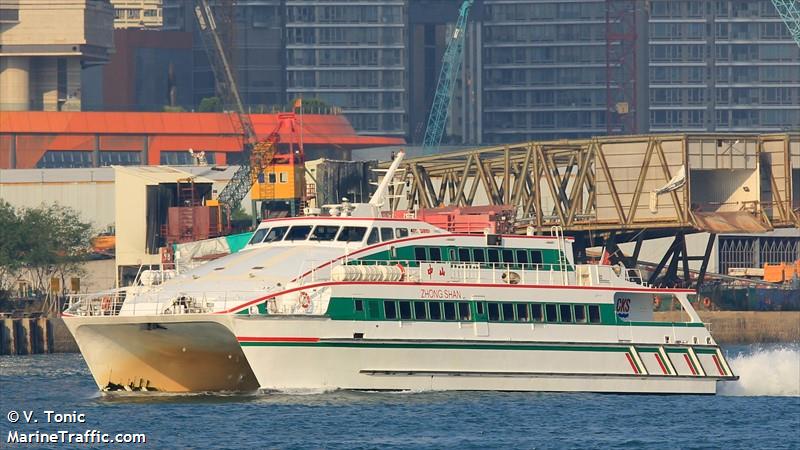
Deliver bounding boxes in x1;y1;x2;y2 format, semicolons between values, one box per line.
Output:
381;133;799;287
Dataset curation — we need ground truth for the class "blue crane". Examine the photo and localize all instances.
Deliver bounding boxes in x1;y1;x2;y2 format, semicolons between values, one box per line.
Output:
771;0;800;47
421;0;474;154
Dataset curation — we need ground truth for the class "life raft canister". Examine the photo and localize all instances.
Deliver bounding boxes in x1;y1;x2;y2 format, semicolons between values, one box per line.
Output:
298;291;311;309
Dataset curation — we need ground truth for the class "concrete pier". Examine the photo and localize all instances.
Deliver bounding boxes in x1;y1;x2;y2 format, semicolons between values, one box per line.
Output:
0;317;56;355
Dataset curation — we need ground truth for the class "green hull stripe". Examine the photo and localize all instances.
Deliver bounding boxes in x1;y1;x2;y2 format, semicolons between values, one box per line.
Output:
694;347;719;355
240;341;634;352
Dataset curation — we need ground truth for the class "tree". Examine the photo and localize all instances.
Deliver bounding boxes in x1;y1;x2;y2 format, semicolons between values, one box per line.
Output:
163;105;186;112
0;201;23;292
287;97;335;114
198;96;223;112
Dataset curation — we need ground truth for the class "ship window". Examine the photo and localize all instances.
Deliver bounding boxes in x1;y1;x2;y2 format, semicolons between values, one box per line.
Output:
588;305;601;323
545;304;558;322
285;225;312;241
337;226;367;242
487;248;500;263
501;303;515;321
560;304;573;323
414;247;427;261
380;227;394;241
458;248;471;262
366;228;380;245
502;249;514;263
384;301;397;319
472;248;486;263
458;302;471;320
396;228;409;238
488;302;500;321
476;302;485;315
530;250;543;264
249;228;268;244
268;173;276;184
429;247;442;261
516;303;529;322
443;302;457;320
531;303;544;322
309;225;339;241
429;301;442;320
449;248;457;261
414;301;427;319
367;301;381;319
516;250;529;264
264;226;288;242
354;299;363;312
574;304;587;323
279;172;288;183
399;301;412;320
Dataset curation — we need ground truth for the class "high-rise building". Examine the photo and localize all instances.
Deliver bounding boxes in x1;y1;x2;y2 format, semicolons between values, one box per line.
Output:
0;0;114;112
285;0;407;137
648;0;800;132
110;0;163;29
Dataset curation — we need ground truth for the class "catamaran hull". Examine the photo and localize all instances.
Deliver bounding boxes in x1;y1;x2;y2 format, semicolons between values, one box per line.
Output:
234;319;733;395
62;315;259;393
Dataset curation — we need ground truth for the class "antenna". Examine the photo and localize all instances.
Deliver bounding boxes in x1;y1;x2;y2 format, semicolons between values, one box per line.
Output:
369;150;405;206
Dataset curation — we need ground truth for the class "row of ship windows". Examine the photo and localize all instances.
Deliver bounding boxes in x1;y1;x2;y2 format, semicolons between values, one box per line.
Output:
413;246;544;265
249;225;421;245
355;300;603;324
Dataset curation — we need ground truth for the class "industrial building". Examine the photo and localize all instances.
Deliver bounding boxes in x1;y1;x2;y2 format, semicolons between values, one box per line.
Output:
154;0;798;143
0;0;114;112
110;0;163;29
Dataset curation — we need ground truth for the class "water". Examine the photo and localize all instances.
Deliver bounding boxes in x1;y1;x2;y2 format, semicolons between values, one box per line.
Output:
1;345;798;449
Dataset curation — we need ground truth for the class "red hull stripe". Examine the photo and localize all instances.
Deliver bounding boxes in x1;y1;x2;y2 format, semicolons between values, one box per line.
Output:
683;354;698;375
625;353;639;374
711;354;725;376
237;336;319;343
654;353;668;375
218;280;697;314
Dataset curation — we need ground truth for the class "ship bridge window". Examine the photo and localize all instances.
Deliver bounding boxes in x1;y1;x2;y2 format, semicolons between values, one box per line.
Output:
588;305;601;323
414;247;427;261
286;225;312;241
380;228;394;241
501;249;514;264
396;228;409;238
545;304;558;323
443;302;457;320
458;248;471;262
472;248;486;263
516;303;529;322
309;225;339;241
516;250;529;265
487;248;500;263
249;228;269;245
429;247;442;261
560;304;573;323
337;226;367;242
367;228;380;245
530;250;543;264
264;226;288;242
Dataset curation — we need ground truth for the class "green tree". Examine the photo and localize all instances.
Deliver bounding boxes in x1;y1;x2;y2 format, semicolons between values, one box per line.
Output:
163;105;186;112
0;201;23;292
198;96;223;112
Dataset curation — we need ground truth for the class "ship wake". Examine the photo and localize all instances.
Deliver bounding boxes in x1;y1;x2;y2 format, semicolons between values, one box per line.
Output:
719;345;800;397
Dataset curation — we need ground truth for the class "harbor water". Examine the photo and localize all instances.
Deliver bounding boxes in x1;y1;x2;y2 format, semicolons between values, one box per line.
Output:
1;344;798;449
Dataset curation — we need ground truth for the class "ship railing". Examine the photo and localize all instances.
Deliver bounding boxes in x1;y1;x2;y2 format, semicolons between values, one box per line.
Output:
65;289;272;317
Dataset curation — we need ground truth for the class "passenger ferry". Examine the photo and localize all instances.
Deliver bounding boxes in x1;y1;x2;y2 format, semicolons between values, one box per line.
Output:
63;152;737;394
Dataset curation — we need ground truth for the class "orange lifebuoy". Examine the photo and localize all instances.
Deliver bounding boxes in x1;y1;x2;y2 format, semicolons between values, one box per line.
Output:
703;297;712;308
101;296;111;311
653;296;661;309
299;292;311;309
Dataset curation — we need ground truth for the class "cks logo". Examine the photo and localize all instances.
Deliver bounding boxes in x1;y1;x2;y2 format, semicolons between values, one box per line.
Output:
615;297;631;319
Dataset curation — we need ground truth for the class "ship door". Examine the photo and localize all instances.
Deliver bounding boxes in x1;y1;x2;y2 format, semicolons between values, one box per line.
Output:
472;296;489;336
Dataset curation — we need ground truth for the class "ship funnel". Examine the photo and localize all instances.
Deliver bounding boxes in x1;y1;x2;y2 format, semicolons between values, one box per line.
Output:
369;150;405;207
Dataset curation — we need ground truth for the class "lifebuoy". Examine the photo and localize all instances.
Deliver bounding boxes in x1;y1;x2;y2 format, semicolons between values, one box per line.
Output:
298;292;311;309
653;296;661;309
703;297;712;308
101;296;112;312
